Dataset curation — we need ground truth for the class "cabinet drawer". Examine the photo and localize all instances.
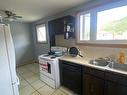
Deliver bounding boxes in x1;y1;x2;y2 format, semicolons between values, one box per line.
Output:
105;71;127;86
62;63;81;72
62;60;82;69
83;66;105;79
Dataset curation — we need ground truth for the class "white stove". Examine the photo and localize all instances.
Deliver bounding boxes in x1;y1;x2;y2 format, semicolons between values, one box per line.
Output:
38;47;67;89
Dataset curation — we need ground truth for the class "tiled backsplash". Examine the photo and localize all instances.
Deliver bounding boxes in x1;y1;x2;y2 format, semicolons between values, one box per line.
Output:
55;35;127;62
55;35;76;47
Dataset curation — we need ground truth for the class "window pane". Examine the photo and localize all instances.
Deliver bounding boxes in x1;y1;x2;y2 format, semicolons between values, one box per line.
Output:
97;5;127;40
36;24;47;42
80;13;90;41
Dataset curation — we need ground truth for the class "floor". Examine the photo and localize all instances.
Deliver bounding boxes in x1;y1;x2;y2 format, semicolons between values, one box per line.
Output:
17;63;77;95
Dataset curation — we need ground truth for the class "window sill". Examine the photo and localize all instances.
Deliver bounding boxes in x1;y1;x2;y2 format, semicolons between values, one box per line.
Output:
37;41;48;44
76;41;127;48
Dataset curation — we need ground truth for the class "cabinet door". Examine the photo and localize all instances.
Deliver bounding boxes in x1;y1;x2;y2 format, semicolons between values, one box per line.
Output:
83;74;104;95
48;21;56;46
61;62;82;95
105;81;127;95
55;18;64;35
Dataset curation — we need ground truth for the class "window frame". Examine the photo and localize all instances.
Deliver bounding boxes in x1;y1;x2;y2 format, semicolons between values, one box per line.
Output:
36;23;47;44
77;0;127;46
77;11;94;44
79;12;91;41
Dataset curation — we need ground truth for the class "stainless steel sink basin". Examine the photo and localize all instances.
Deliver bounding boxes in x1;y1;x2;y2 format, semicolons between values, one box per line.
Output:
89;59;109;67
89;57;127;73
108;63;127;72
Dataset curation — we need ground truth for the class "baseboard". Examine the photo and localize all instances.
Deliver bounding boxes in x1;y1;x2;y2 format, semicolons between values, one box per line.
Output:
16;60;36;67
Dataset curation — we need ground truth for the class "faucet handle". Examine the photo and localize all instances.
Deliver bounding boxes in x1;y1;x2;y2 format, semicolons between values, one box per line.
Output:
105;57;116;64
104;57;111;61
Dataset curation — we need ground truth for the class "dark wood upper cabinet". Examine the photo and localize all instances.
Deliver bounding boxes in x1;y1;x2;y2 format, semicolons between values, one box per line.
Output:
48;15;75;46
48;15;75;36
48;20;56;47
64;16;75;39
54;17;64;35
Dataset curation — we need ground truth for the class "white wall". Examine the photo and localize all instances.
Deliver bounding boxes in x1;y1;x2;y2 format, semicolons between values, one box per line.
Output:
32;22;50;60
10;22;34;64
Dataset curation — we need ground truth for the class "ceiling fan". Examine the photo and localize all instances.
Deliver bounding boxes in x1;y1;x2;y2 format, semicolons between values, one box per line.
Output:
3;10;22;21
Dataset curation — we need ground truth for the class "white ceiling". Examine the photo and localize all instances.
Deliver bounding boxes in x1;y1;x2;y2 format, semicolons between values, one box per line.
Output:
0;0;90;22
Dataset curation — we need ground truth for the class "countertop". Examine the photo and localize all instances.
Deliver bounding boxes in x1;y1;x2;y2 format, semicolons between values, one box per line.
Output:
59;55;127;75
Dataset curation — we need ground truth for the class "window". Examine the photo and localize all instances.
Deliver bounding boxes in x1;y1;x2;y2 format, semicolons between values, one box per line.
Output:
80;13;91;41
78;1;127;45
97;6;127;40
36;24;47;43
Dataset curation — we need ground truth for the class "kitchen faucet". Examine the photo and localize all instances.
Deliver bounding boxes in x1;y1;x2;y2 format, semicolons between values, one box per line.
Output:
104;57;115;68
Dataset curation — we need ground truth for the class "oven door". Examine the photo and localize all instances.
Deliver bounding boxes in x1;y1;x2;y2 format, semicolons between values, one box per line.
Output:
39;59;55;80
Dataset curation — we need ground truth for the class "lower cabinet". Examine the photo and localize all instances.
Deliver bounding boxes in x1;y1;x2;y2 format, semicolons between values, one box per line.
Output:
105;71;127;95
83;66;105;95
105;81;127;95
59;60;82;95
83;74;104;95
59;60;127;95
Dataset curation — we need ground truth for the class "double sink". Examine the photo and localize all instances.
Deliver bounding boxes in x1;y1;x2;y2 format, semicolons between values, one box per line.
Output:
89;58;127;72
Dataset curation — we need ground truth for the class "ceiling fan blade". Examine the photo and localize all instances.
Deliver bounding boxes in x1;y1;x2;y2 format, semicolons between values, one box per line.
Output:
12;13;16;16
3;10;23;21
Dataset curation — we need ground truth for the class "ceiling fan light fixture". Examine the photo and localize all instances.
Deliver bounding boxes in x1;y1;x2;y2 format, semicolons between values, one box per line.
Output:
8;18;14;21
0;10;23;22
4;17;14;21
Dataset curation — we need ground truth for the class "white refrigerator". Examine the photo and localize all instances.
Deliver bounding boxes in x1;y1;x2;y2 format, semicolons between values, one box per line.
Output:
0;24;19;95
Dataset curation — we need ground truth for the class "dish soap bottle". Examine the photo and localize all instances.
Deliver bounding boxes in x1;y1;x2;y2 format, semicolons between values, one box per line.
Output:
118;52;125;64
